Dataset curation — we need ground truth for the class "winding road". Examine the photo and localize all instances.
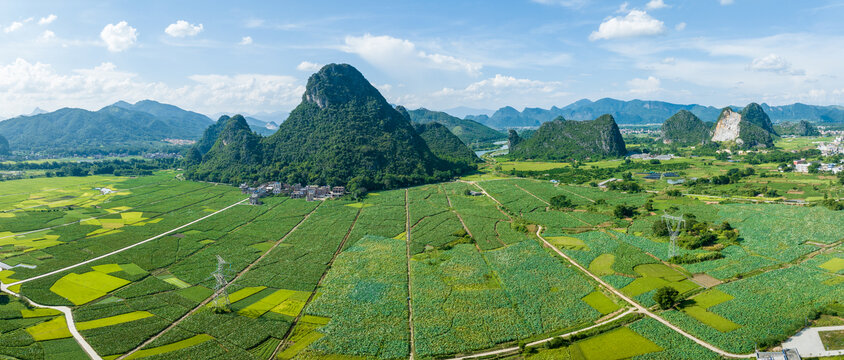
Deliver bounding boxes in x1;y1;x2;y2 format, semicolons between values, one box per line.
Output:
1;197;248;360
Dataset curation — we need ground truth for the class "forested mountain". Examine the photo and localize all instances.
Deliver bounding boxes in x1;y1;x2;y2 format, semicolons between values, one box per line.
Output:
112;100;212;133
775;120;821;136
662;110;712;145
0;134;9;155
413;122;480;165
711;103;776;148
508;115;627;160
465;98;844;129
0;105;210;153
187;63;471;190
407;108;505;145
244;117;279;136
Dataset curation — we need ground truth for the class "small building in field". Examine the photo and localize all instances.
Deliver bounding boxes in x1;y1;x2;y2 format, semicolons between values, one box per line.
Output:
755;349;800;360
249;193;262;205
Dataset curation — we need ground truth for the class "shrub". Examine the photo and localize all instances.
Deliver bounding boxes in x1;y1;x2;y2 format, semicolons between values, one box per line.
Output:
654;287;679;309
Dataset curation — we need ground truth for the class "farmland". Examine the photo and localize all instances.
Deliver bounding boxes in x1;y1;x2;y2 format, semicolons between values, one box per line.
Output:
0;167;841;360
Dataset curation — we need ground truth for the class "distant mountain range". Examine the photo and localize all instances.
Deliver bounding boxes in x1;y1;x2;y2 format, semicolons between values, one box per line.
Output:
0;100;214;153
0;100;286;153
465;98;844;129
406;108;505;145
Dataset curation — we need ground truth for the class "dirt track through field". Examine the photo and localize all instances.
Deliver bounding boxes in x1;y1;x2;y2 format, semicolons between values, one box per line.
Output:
269;203;363;359
118;200;322;360
405;189;417;360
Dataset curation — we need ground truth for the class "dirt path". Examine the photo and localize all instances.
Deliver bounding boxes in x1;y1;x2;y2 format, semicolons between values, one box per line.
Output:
556;185;597;203
119;201;322;360
445;308;636;360
514;184;591;227
405;190;417;360
533;226;753;358
7;198;248;287
442;185;478;251
0;285;102;360
270;204;363;359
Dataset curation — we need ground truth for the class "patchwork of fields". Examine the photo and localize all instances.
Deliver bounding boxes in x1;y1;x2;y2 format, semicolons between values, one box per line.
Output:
1;174;841;359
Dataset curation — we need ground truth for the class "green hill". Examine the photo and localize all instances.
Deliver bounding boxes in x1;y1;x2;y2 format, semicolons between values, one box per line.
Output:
413;122;480;165
662;110;711;145
508;114;627;161
0;100;213;154
187;63;469;190
775;120;820;136
712;103;776;148
407;108;505;146
187;115;263;183
0;134;9;155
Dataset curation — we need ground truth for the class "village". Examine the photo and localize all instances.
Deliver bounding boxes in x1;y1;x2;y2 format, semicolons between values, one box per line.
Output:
240;182;346;205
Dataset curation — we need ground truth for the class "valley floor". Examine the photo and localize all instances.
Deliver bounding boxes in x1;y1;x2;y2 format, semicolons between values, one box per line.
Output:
0;171;841;360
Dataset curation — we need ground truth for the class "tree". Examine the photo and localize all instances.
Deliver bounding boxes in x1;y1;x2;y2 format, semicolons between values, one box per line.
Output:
550;194;573;210
654;287;679;309
652;220;669;237
644;199;654;212
613;204;637;218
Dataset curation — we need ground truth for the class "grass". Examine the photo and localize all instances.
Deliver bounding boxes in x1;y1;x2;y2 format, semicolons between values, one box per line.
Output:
634;264;686;282
689;289;734;309
119;334;214;359
226;286;266;304
588;254;615;276
571;327;663;360
819;258;844;273
21;308;62;318
156;274;191;289
682;306;741;332
582;290;620;315
820;330;844;351
546;235;589;250
176;286;214;302
50;271;130;305
237;288;302;318
26;311;155;341
620;277;668;297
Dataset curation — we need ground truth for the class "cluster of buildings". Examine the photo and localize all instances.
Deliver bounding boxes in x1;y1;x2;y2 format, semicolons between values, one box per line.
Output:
240;182;345;205
790;159;843;174
628;153;677;161
817;137;844;156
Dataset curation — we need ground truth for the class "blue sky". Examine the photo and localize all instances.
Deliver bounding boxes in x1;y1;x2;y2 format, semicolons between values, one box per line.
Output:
1;0;843;118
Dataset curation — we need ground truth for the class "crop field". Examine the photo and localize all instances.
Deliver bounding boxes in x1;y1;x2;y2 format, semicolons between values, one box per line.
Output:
2;170;842;360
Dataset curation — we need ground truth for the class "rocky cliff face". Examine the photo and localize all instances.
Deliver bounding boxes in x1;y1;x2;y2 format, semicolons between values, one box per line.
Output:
711;104;776;147
712;108;743;143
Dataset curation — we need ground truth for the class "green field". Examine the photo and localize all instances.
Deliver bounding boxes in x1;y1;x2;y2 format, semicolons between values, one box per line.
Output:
0;160;841;360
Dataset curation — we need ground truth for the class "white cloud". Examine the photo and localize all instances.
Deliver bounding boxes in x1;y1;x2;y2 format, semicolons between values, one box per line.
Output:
4;21;24;33
100;21;138;52
296;61;321;72
646;0;668;9
431;74;567;107
589;10;666;41
627;76;662;94
720;0;734;5
0;58;305;118
748;54;804;75
342;34;482;76
239;36;253;45
675;22;686;31
165;20;203;38
38;14;57;25
40;30;55;41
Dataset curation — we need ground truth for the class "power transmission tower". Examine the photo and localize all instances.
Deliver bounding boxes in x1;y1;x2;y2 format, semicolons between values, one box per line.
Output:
207;255;234;311
662;214;685;258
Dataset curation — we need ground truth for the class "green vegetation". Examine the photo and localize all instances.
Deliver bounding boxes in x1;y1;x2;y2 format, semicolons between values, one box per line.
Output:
407;107;505;145
186;64;472;190
0;100;210;155
662;110;711;145
571;327;662;360
412;122;480;165
653;287;679;309
508;115;627;161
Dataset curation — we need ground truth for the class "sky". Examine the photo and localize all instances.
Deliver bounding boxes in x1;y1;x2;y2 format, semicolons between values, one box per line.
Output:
1;0;843;119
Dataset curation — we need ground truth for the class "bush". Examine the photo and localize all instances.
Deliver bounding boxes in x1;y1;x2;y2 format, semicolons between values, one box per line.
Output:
654;287;679;309
550;195;573;210
613;204;637;218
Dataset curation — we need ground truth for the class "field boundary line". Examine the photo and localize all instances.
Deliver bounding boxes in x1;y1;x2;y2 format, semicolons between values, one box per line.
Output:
405;189;417;360
533;226;754;358
270;203;363;359
473;187;752;359
118;200;323;360
445;308;636;360
514;184;591;227
0;182;218;241
8;197;248;286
